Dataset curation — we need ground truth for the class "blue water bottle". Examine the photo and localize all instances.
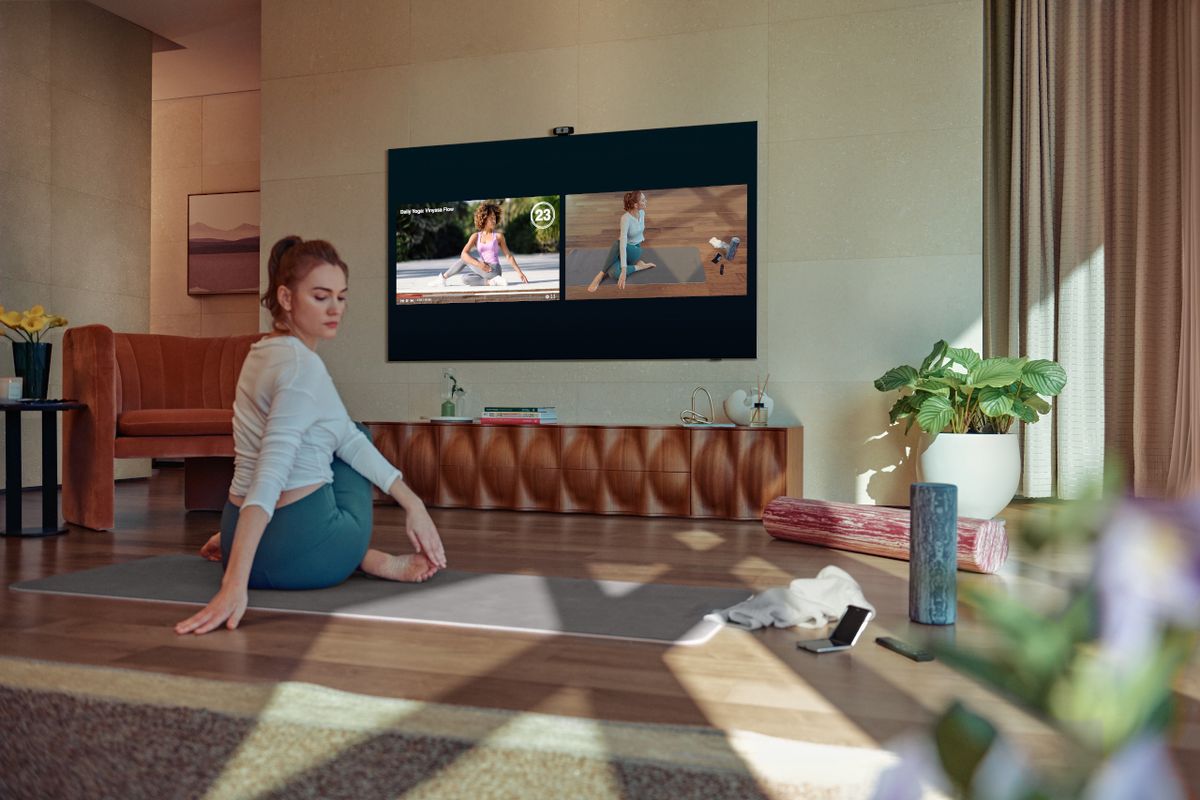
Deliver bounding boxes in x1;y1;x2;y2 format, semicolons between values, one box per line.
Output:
909;482;957;625
726;237;740;261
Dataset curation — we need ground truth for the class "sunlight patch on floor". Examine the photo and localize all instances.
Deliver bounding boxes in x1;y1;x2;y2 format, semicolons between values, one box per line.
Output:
672;528;725;551
731;554;795;585
196;680;616;800
199;682;415;800
585;561;674;584
662;632;878;749
724;729;912;799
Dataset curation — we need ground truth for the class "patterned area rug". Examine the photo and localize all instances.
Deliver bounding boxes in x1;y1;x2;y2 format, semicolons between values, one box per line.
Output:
0;656;911;800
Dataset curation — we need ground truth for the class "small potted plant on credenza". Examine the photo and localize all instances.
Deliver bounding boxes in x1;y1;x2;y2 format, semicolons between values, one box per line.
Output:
874;340;1066;519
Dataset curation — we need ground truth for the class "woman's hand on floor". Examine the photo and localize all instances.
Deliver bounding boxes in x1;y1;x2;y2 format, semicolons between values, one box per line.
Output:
405;505;447;569
617;268;627;289
199;532;222;562
174;583;249;635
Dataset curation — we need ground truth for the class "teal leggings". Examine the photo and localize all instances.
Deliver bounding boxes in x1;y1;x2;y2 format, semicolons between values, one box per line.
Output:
220;444;375;591
604;240;643;279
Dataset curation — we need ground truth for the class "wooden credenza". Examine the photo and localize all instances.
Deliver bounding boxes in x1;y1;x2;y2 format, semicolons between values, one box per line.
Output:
364;422;802;520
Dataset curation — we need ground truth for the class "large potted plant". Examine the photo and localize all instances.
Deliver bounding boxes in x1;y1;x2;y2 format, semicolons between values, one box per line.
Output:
874;340;1066;519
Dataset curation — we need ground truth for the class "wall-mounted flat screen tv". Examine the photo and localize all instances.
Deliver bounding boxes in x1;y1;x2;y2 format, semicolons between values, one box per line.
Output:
387;121;756;361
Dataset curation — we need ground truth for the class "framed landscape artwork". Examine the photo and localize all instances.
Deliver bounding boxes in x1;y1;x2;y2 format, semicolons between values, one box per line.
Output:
187;190;260;295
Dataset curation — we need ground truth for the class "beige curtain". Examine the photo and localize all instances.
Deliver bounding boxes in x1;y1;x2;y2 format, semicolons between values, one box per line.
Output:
985;0;1184;498
1102;1;1182;497
1167;0;1200;496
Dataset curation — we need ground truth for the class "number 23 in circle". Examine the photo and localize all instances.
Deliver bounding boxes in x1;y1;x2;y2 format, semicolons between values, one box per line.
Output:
530;201;556;230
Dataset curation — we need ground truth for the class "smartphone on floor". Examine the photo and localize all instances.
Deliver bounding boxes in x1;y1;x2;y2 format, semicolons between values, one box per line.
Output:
797;605;873;654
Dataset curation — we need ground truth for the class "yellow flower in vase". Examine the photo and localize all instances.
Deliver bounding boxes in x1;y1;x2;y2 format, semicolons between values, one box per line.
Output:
20;313;48;336
2;303;65;400
0;304;69;342
0;308;23;330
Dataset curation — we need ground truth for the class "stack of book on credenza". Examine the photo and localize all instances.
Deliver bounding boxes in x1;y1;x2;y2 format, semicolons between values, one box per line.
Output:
480;406;558;425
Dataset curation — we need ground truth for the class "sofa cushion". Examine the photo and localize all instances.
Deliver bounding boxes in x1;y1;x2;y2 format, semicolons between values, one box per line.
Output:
118;408;234;437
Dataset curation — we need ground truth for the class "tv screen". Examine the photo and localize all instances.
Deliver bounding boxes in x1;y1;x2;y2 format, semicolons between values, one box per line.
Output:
387;121;756;361
395;197;561;305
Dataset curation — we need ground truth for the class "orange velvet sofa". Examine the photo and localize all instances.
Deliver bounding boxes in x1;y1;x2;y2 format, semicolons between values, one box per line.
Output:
62;324;265;531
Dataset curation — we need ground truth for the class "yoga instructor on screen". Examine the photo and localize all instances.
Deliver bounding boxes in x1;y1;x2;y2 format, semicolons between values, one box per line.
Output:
176;236;448;636
429;201;530;287
586;190;656;292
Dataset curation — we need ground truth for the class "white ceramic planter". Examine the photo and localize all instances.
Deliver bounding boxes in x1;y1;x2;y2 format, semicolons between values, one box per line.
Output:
917;433;1021;520
723;389;774;426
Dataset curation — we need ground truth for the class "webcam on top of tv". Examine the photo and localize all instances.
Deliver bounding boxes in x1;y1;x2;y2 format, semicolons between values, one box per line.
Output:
551;125;574;136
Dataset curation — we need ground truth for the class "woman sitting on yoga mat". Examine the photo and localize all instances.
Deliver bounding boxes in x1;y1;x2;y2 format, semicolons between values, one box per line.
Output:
427;202;530;287
176;236;447;636
586;191;656;292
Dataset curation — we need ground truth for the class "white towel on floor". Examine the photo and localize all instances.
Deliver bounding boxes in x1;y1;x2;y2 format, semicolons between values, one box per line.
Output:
706;565;874;631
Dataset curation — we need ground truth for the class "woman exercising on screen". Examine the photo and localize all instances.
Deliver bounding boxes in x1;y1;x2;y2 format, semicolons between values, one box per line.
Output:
586;191;656;292
429;202;529;287
178;236;448;636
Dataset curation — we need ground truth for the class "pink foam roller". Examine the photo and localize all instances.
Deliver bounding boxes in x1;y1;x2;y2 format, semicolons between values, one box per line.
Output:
762;497;1009;574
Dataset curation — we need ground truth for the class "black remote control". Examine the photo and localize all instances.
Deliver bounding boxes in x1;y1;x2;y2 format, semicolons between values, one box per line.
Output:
875;636;934;662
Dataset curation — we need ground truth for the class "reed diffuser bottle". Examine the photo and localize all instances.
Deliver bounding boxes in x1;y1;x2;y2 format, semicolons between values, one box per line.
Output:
749;373;771;426
750;402;768;426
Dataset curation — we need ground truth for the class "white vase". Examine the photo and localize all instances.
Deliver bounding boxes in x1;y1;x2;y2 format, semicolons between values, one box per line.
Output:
724;389;774;426
917;433;1021;520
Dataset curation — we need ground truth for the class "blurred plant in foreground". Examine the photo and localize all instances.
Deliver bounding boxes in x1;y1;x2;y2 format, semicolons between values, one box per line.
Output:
874;469;1199;799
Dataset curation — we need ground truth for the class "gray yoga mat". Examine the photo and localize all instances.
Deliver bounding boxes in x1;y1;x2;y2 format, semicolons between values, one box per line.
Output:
565;246;705;286
11;555;751;645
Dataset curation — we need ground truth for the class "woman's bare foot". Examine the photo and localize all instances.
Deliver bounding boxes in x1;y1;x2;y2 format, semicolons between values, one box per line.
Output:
635;261;656;271
362;551;439;582
199;532;222;562
587;272;605;293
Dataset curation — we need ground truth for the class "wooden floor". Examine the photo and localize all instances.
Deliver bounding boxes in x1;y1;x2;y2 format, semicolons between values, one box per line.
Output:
564;186;749;300
2;469;1197;784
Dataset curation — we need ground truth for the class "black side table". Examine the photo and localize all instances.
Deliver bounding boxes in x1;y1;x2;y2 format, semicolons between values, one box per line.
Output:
2;399;86;537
